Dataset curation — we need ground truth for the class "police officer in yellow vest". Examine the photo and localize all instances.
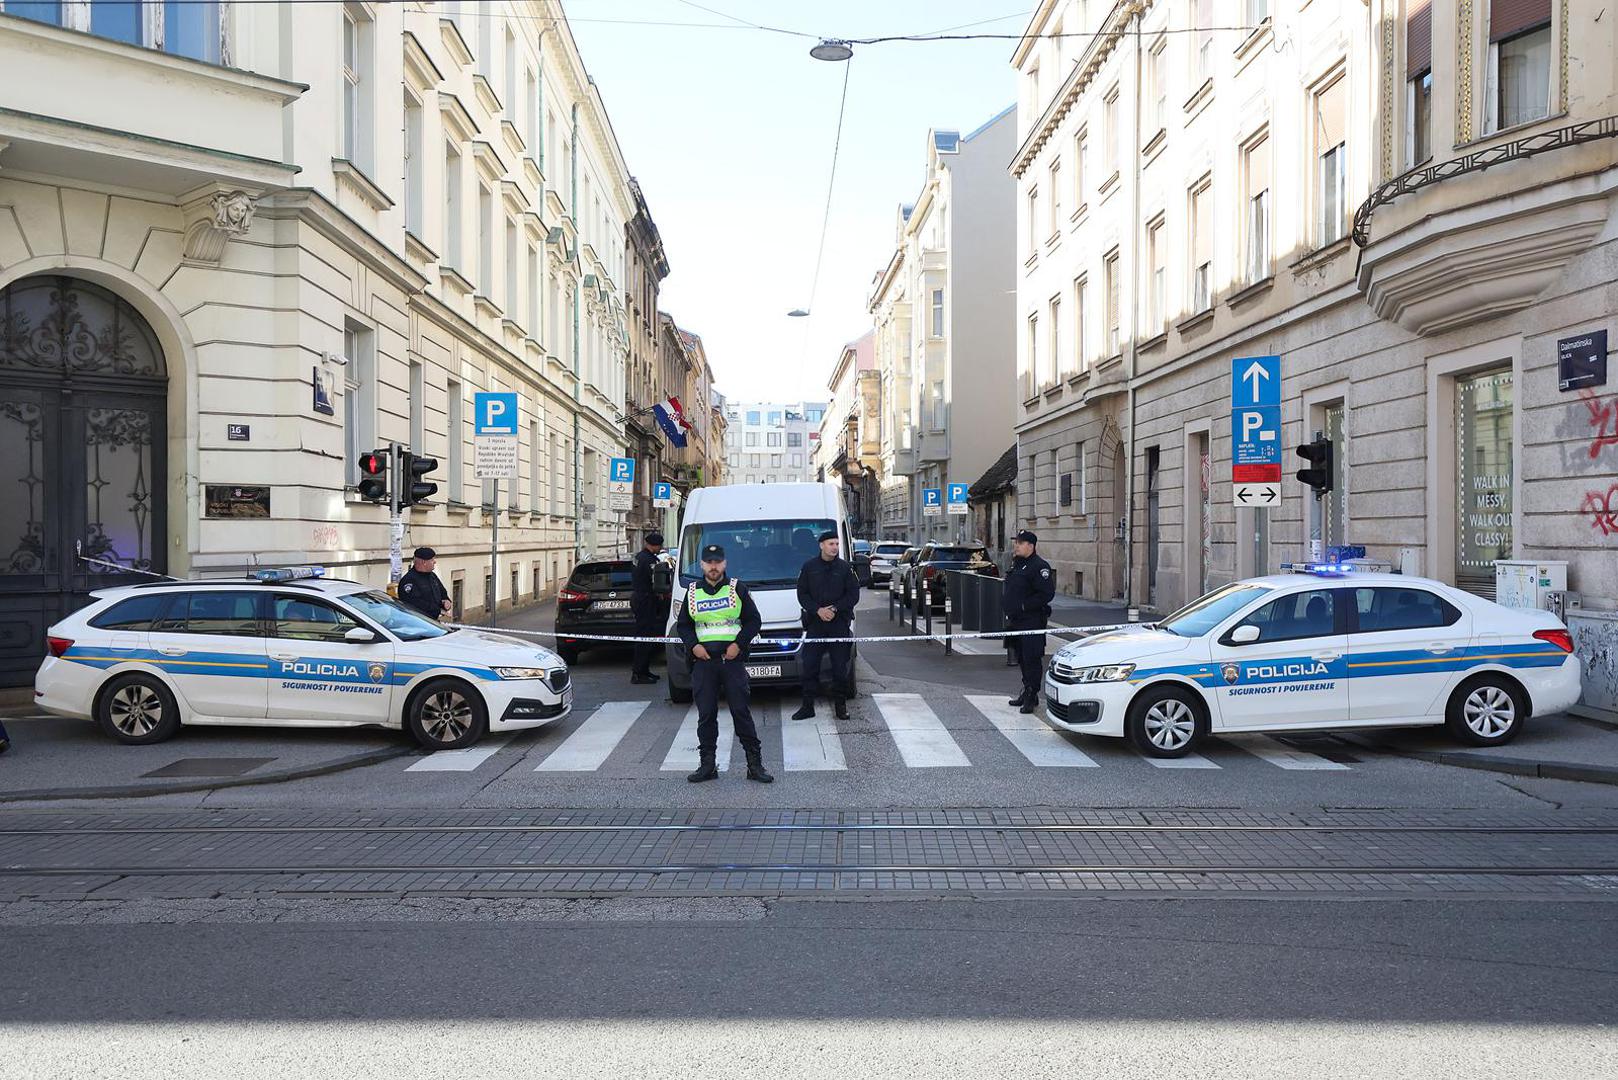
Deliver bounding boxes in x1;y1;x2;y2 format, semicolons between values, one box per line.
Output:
673;544;773;784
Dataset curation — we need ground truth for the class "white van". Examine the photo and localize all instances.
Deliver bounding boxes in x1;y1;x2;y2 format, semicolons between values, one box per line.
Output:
665;482;853;703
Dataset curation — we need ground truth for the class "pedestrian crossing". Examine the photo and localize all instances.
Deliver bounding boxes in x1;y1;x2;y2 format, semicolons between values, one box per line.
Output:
386;690;1374;780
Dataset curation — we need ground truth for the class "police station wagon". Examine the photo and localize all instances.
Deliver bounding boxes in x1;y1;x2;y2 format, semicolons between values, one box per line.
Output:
1041;570;1582;757
33;572;571;751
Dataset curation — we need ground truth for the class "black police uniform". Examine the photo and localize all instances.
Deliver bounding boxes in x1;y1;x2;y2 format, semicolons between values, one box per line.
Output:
1003;548;1056;703
795;550;860;711
398;566;449;621
673;557;767;780
630;547;664;679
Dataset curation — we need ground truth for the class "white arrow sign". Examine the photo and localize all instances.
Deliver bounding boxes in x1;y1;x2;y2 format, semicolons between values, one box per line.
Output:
1241;360;1271;401
1234;482;1280;506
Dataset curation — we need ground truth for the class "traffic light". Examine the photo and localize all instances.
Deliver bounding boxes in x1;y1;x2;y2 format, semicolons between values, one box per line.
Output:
399;450;439;508
1295;436;1333;496
357;448;391;502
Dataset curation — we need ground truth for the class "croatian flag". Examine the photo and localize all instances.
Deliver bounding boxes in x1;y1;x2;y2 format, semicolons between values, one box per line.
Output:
652;396;691;448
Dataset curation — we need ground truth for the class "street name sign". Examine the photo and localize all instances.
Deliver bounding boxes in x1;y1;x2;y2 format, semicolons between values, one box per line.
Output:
922;487;943;518
609;456;635;512
946;482;969;516
1230;355;1281;506
473;392;519;480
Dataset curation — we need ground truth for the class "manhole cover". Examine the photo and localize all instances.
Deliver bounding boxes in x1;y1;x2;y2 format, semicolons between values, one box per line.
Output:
141;757;276;778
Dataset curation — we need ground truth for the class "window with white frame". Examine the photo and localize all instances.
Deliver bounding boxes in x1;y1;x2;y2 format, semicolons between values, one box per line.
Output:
504;28;517;117
930;288;944;337
504;217;518;312
1407;0;1433;166
767;431;782;447
1313;75;1348;246
1074;129;1087;208
770;454;782;468
528;242;541;337
790;453;803;468
1488;2;1552;132
1146;217;1166;333
1243;133;1271;280
529;419;543;512
446;379;464;503
1048;160;1062;232
525;68;539;157
1049;295;1064;378
1027;313;1041;392
342;323;376;486
931;381;946;429
409;359;425;454
1074;276;1088;372
1246;0;1270;24
1103;250;1120;355
444;142;463;270
1102;87;1120;177
8;0;224;62
1146;40;1167;135
404;94;425;237
477;1;493;78
478;184;494;295
1027;187;1040;250
1193;0;1215;84
1075;441;1088;514
341;4;374;173
1190;181;1212;313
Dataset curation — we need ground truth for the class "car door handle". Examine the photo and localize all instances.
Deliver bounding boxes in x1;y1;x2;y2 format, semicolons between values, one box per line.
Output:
1312;652;1342;663
269;652;297;661
157;647;187;656
1425;643;1454;654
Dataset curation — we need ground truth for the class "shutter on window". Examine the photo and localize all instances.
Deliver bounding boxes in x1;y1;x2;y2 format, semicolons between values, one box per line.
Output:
1407;0;1432;77
1490;0;1551;41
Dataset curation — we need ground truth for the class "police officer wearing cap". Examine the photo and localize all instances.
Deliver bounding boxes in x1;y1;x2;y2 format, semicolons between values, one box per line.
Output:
629;531;666;685
1003;529;1055;714
398;547;451;621
792;529;860;721
674;543;773;784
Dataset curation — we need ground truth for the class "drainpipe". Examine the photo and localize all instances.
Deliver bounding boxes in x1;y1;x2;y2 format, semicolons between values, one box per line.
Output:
571;103;583;563
1123;11;1143;611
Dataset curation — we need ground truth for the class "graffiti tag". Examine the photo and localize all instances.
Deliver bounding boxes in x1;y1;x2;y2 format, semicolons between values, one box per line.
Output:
1582;484;1618;537
1581;389;1618;460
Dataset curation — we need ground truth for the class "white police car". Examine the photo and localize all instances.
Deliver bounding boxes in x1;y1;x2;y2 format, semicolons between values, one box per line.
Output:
1041;569;1582;757
33;570;571;751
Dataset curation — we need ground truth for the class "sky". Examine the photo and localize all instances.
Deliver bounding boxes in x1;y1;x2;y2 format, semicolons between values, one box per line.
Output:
567;0;1024;405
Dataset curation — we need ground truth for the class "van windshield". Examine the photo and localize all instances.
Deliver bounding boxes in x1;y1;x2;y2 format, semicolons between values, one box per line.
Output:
680;518;838;588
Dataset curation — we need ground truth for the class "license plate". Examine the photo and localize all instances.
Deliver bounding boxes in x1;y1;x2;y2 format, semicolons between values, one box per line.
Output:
746;665;783;679
593;600;631;610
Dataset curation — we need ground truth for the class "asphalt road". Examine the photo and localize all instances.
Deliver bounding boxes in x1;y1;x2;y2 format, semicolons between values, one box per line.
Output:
2;895;1615;1078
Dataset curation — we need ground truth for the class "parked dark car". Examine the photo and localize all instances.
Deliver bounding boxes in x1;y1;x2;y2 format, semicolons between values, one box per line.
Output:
554;557;671;664
910;542;999;612
851;539;873;587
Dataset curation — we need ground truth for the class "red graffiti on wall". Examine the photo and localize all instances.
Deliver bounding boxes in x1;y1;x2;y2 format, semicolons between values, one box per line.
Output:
1582;484;1618;536
1582;389;1618;460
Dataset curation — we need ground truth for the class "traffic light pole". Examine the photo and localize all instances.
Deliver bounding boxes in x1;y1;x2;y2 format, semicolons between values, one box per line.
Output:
388;441;405;589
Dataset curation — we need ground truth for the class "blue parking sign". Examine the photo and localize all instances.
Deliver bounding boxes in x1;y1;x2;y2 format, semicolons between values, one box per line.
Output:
946;483;968;504
922;488;942;506
610;457;635;484
653;481;671;500
473;392;519;436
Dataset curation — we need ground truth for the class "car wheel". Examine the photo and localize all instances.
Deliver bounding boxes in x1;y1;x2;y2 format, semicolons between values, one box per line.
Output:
670;682;693;704
406;678;488;751
1125;685;1208;758
1445;674;1526;746
95;673;181;745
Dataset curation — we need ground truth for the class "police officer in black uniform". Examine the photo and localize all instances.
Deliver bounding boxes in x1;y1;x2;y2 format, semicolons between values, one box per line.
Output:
673;544;773;784
792;530;860;721
629;531;665;685
1003;529;1056;714
398;547;451;621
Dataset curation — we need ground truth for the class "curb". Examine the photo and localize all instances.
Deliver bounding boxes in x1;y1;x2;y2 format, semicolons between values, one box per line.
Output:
0;743;417;804
1342;735;1618;787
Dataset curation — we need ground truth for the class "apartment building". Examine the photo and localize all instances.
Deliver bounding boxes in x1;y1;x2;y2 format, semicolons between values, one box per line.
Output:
816;333;883;538
722;401;827;485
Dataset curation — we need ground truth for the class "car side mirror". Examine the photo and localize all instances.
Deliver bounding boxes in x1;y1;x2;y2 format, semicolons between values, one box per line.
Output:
1229;624;1261;644
344;627;381;644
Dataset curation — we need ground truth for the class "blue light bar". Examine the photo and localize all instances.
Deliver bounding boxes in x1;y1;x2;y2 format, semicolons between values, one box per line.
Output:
252;566;327;583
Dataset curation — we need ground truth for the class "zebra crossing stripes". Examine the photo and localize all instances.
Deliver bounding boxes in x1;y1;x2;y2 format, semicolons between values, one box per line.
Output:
404;734;512;772
779;713;847;771
661;705;736;772
964;696;1099;767
871;693;971;768
531;701;647;771
1222;734;1351;771
1141;752;1220;769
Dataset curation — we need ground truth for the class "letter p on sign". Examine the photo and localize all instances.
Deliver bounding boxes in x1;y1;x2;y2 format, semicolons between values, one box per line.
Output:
474;392;519;436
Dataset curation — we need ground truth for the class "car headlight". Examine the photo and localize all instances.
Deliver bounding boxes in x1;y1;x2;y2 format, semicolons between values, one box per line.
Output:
492;666;550;680
1068;663;1136;683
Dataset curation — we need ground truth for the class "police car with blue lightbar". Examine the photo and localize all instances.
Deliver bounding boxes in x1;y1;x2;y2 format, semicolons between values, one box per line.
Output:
1041;562;1582;757
33;567;571;751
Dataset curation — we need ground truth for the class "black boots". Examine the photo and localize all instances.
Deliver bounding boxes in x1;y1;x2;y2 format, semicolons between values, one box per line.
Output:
630;673;659;685
745;749;774;783
1019;691;1039;715
833;697;849;720
790;700;815;721
1008;689;1029;707
686;752;718;783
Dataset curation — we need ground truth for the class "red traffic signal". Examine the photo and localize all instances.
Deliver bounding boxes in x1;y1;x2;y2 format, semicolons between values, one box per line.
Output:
357;448;391;502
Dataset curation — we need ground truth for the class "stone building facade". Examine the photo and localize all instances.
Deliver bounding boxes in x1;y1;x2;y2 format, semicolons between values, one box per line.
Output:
0;2;649;684
1011;0;1616;613
816;332;883;538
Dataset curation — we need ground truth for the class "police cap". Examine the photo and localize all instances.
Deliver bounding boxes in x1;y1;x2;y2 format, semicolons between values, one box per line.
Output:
1013;530;1038;545
818;530;838;543
646;532;665;546
700;544;726;562
413;547;436;560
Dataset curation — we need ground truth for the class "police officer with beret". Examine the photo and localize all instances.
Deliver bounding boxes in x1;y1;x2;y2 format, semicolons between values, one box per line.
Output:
398;547;452;621
792;529;860;721
674;544;773;784
1003;529;1055;714
629;531;666;685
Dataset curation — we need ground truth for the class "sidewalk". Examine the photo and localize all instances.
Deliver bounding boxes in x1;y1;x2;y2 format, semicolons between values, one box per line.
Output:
1343;713;1618;786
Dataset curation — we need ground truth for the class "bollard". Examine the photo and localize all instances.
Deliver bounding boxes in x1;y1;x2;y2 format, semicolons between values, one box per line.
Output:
923;578;933;640
943;581;953;656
